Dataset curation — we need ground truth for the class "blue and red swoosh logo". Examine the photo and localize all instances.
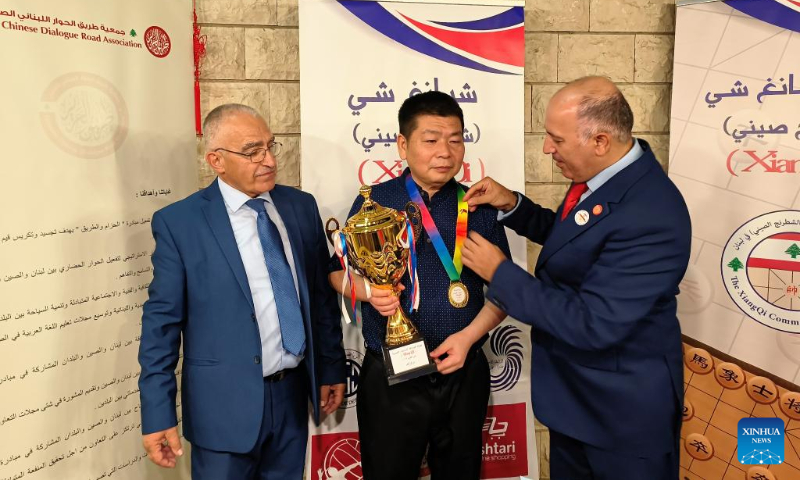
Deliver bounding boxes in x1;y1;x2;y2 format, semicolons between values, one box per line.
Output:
338;1;524;75
726;0;800;32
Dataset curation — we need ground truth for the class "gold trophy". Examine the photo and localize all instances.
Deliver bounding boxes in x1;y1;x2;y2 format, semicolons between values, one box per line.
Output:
327;185;438;385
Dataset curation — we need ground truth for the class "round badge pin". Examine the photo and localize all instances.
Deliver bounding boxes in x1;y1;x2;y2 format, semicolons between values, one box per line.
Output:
574;210;590;226
592;204;603;216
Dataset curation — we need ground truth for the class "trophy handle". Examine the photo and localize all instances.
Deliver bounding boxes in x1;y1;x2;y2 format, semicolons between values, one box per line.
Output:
404;202;422;242
325;218;340;247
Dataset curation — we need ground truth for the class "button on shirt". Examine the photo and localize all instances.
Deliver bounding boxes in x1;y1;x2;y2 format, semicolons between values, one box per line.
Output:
218;178;303;376
330;169;511;354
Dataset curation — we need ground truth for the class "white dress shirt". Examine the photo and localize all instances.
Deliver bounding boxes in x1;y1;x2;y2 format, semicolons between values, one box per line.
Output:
218;178;303;377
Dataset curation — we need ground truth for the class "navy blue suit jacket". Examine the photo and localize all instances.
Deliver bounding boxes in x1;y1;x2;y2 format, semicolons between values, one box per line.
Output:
487;141;691;455
138;180;346;454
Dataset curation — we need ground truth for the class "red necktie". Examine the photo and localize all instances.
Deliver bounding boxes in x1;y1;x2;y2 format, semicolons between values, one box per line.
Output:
561;182;588;220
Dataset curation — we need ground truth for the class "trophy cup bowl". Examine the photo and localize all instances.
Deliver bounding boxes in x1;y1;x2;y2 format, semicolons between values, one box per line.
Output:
327;185;438;384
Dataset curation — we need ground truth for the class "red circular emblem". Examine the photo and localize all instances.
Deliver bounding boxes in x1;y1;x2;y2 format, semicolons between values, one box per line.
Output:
322;438;362;479
144;26;171;58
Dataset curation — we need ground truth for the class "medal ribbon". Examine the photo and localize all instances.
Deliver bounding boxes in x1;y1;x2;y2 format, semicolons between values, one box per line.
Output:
404;175;468;282
398;219;420;312
333;230;358;325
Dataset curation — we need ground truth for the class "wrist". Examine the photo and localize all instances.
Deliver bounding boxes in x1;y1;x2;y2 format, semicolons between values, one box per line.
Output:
460;324;482;345
500;191;518;212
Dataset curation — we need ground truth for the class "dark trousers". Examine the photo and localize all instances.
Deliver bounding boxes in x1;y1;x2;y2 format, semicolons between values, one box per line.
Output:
549;429;678;480
190;368;308;480
356;349;490;480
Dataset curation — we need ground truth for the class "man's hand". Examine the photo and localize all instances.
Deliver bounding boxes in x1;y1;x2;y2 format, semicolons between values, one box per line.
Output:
462;231;507;282
429;330;475;375
368;283;403;317
142;426;183;468
320;384;346;415
462;176;517;213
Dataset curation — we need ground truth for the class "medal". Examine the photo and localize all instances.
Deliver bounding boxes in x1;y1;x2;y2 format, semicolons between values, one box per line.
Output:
448;281;469;308
405;175;469;308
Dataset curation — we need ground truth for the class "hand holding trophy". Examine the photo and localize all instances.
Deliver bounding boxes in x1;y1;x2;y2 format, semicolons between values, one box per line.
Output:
327;185;438;385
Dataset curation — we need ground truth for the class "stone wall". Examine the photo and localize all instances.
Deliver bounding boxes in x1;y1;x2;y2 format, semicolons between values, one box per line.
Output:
195;0;678;477
196;0;301;188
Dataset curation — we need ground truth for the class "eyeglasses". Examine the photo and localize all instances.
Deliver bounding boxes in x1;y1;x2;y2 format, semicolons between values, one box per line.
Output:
214;142;282;163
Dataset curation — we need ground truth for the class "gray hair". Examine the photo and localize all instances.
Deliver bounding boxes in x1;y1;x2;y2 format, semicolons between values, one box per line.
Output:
574;85;634;144
203;103;264;151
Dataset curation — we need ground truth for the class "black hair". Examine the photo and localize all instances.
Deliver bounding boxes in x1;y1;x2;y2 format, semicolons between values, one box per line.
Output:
398;91;464;138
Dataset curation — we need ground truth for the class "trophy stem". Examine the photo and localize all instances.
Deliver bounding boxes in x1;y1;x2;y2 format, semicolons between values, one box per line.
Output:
379;286;419;346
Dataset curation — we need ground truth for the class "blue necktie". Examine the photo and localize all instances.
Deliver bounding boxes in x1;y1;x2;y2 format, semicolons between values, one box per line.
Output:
245;199;306;356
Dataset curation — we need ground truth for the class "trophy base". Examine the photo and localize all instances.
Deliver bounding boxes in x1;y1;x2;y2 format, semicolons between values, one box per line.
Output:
382;335;438;386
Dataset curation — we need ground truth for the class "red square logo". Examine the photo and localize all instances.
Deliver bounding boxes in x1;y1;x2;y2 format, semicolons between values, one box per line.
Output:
309;431;431;479
480;403;529;479
310;432;363;480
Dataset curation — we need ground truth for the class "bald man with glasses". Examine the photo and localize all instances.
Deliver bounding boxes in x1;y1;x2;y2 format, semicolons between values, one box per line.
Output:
138;103;346;479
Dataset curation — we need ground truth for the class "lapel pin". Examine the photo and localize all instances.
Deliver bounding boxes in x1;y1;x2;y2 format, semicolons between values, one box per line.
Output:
574;210;590;226
592;205;603;215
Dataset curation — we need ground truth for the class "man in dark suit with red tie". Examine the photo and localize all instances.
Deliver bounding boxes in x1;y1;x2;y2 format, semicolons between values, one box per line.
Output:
460;76;691;479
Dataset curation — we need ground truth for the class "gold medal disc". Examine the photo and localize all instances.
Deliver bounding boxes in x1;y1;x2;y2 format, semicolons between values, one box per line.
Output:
448;281;469;308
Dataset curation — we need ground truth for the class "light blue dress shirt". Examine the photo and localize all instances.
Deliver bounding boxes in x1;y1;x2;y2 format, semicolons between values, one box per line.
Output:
218;178;303;376
580;138;643;203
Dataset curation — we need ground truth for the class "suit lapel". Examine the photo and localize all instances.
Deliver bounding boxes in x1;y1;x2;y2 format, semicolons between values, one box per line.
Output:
201;180;255;308
536;148;658;269
536;197;611;268
270;187;312;323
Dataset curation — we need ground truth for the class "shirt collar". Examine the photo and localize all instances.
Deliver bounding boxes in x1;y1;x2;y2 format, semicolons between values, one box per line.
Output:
585;138;643;195
217;177;273;213
401;167;457;199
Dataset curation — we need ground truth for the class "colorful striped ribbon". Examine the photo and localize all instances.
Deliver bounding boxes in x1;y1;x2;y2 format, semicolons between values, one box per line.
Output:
404;175;468;282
